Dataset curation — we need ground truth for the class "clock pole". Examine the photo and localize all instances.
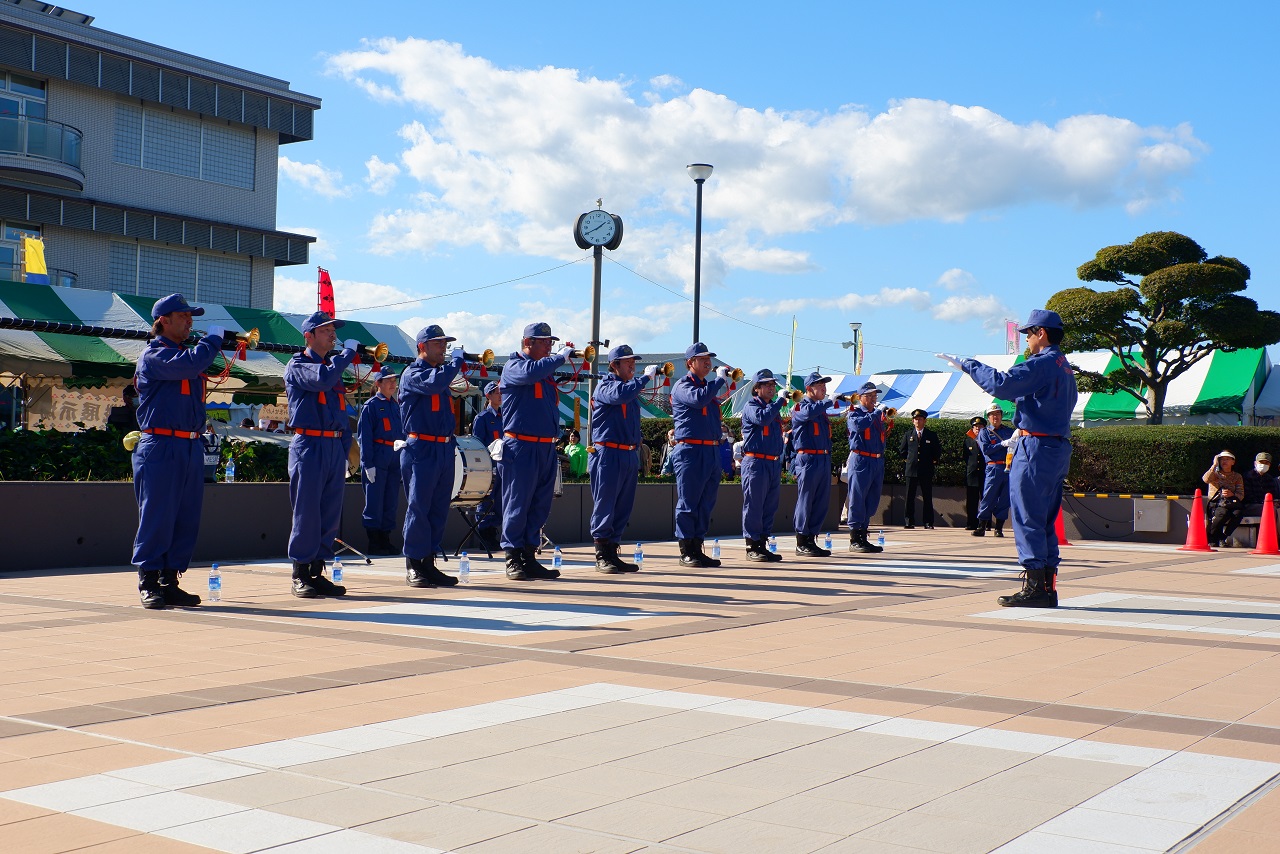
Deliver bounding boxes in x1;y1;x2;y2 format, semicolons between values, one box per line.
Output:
586;243;602;447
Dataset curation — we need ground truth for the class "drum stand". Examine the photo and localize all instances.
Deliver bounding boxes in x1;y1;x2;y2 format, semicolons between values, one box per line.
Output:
452;504;494;559
332;538;373;565
537;527;556;555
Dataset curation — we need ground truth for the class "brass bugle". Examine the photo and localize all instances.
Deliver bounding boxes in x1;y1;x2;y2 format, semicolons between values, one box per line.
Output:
356;341;390;362
784;388;803;403
463;348;494;367
659;361;675;377
235;327;260;349
566;344;596;361
881;406;898;419
723;366;745;382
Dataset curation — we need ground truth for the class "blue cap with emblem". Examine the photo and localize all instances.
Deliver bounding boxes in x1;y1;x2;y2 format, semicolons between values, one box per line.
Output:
751;368;781;385
483;381;499;396
151;293;204;319
415;324;457;345
522;321;559;340
607;344;636;363
1018;308;1063;332
804;371;831;388
372;366;398;382
858;381;879;396
684;342;716;360
301;311;345;333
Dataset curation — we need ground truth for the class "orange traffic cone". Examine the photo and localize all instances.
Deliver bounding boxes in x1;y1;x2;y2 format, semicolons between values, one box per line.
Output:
1251;493;1279;556
1178;489;1215;552
1055;507;1072;546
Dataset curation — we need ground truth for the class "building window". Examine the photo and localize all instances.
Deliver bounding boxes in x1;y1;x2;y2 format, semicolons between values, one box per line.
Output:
0;220;39;282
112;103;256;189
109;241;251;305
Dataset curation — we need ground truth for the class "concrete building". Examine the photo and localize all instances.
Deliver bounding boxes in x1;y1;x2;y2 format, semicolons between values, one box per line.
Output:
0;1;319;308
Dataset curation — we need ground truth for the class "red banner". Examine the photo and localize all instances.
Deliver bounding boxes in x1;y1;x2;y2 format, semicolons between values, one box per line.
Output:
318;268;335;316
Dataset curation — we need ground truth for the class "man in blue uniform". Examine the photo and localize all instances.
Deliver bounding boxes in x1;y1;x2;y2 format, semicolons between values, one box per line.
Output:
285;311;358;598
499;322;574;580
672;342;732;567
846;382;893;553
471;381;504;549
791;371;833;557
132;294;226;609
589;345;659;573
740;369;786;562
941;308;1078;607
973;402;1014;538
400;324;464;588
358;366;403;555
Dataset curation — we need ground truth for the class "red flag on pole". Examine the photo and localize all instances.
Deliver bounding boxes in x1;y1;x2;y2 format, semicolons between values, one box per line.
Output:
318;268;335;316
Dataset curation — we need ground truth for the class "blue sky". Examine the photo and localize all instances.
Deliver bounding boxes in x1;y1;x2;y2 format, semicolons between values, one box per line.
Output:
91;1;1277;375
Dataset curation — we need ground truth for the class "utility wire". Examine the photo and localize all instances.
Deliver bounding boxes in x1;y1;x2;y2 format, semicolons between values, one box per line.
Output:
340;257;591;313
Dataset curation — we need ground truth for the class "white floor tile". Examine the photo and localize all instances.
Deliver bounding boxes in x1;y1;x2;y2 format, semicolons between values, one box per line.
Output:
1035;806;1199;851
261;829;444;853
502;692;609;712
630;691;728;710
775;708;889;730
106;757;263;788
1081;785;1236;824
211;740;352;769
0;774;163;811
157;809;339;854
952;728;1073;755
700;698;810;720
1048;741;1172;768
860;717;979;742
992;830;1155;853
1157;750;1280;784
555;683;659;701
72;791;246;832
298;726;425;753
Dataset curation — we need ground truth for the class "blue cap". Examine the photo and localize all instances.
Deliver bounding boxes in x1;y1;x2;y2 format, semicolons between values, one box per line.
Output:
858;381;879;396
522;322;559;340
483;381;499;396
301;311;345;334
151;293;204;319
607;344;636;363
684;342;716;360
415;324;457;345
372;366;398;382
804;371;831;388
1018;308;1063;332
751;368;781;385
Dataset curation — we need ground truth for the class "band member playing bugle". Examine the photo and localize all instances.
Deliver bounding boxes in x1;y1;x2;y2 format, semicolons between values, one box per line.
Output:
471;381;503;550
672;342;731;567
740;369;786;562
846;382;891;553
358;366;404;556
790;371;834;557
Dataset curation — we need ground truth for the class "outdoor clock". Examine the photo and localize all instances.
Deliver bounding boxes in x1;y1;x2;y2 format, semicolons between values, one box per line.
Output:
574;209;623;251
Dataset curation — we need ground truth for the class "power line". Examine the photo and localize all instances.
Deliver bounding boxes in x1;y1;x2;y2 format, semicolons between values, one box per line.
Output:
339;257;591;313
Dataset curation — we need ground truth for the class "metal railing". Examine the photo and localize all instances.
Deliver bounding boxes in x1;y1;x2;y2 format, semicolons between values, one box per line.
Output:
0;114;82;170
1;265;77;288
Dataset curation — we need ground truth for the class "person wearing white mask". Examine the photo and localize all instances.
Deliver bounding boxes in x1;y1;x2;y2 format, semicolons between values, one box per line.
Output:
1243;452;1280;524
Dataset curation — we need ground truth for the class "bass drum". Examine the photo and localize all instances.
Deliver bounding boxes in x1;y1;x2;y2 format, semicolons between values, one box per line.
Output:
453;434;494;506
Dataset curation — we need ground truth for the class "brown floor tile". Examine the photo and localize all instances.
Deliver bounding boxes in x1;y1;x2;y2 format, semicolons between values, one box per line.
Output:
265;786;423;826
459;782;617;821
557;798;723;841
666;816;843;854
455;822;645;853
0;813;139;853
183;770;343;806
360;804;534;849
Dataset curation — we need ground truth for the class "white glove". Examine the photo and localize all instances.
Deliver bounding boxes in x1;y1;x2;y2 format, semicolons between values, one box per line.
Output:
451;347;464;361
364;467;376;482
935;352;964;370
206;325;228;341
392;439;407;452
715;365;731;381
344;338;362;353
999;438;1013;448
557;345;575;360
643;364;659;379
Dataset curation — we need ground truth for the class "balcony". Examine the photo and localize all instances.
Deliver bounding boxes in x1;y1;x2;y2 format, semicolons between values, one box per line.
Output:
0;265;77;288
0;115;84;191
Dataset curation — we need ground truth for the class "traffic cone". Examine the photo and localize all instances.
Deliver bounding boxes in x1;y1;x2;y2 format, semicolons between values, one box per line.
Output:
1055;507;1072;546
1251;493;1279;556
1177;489;1215;552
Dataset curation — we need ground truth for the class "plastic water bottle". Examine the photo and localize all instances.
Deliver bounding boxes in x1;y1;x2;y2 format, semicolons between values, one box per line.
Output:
553;546;563;570
712;539;721;559
332;559;343;584
459;552;471;585
225;457;236;483
634;543;644;567
768;536;778;554
208;563;221;602
877;529;885;548
824;532;832;551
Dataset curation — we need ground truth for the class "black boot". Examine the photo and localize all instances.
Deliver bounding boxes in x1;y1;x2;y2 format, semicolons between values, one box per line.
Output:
504;549;528;580
139;571;166;610
423;554;459;587
594;539;624;574
678;539;701;567
310;559;346;596
972;519;988;537
159;569;201;607
523;546;560;579
291;562;323;598
406;556;434;588
994;519;1005;538
796;534;830;558
478;527;500;551
746;538;771;562
365;528;384;555
763;538;783;562
863;529;884;553
997;569;1057;608
612;542;639;573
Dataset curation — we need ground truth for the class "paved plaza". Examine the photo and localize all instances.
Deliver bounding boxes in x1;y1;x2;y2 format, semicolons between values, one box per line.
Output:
3;532;1280;852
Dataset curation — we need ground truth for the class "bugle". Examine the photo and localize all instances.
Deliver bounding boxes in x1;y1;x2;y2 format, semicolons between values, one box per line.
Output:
783;388;803;403
721;366;746;382
658;361;675;377
463;348;494;367
355;341;390;363
564;343;596;361
881;406;898;419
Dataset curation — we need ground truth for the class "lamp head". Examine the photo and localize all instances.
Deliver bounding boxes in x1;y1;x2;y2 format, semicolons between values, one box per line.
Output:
686;163;714;183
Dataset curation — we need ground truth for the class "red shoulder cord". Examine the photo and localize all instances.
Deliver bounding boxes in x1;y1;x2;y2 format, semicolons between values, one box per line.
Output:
201;339;250;395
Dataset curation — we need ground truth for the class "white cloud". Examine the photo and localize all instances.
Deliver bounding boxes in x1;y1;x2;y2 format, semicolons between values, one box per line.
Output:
936;268;976;291
273;274;416;315
278;156;349;198
742;282;1011;331
365;155;401;195
649;74;683;91
931;294;1013;330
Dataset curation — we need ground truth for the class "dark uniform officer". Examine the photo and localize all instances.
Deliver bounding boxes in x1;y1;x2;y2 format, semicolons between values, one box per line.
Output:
357;366;403;555
846;381;892;553
899;408;942;529
740;369;786;562
399;324;464;588
672;342;731;567
974;403;1015;537
471;381;504;549
132;293;225;609
963;416;988;529
285;311;357;598
589;345;658;573
791;371;833;557
944;308;1078;607
499;322;573;580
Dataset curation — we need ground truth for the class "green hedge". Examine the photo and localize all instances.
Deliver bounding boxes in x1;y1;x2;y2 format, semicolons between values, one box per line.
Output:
1068;426;1280;493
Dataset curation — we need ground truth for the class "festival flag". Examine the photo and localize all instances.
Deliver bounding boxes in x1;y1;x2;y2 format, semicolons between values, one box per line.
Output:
22;236;48;285
1006;320;1019;355
318;267;335;316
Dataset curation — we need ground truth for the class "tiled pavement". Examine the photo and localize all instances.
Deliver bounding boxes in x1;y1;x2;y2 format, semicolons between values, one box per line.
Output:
4;532;1280;852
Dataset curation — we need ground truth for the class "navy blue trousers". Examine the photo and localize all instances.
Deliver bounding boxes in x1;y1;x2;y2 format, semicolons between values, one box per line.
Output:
846;454;884;530
361;456;401;531
793;453;831;536
673;443;721;541
741;455;781;540
132;434;204;574
401;439;453;559
474;467;502;529
1010;436;1071;570
500;438;556;549
288;436;346;563
978;465;1011;521
589;445;640;542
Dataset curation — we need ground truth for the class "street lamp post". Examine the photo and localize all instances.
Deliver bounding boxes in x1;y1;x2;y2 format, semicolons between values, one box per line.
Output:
687;163;713;343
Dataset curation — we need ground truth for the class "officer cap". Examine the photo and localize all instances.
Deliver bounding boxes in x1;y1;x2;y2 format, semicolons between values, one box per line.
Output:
752;368;781;385
910;408;927;418
804;371;831;388
857;381;879;396
301;311;345;334
151;293;204;319
483;381;499;396
1018;308;1064;333
970;416;987;427
522;321;559;340
607;344;636;363
685;342;716;360
416;324;456;345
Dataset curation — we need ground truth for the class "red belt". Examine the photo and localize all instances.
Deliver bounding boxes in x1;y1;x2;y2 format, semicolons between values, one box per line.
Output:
744;452;778;461
1024;431;1065;438
505;431;556;443
374;438;397;446
853;450;882;458
408;432;451;443
294;428;343;438
796;449;828;455
598;442;636;451
987;460;1006;465
678;438;718;446
142;428;198;439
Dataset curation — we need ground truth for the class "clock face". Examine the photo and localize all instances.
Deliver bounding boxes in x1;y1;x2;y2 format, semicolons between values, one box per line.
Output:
578;210;616;246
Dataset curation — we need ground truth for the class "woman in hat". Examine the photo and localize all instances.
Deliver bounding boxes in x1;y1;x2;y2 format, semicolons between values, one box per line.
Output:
1204;450;1245;547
